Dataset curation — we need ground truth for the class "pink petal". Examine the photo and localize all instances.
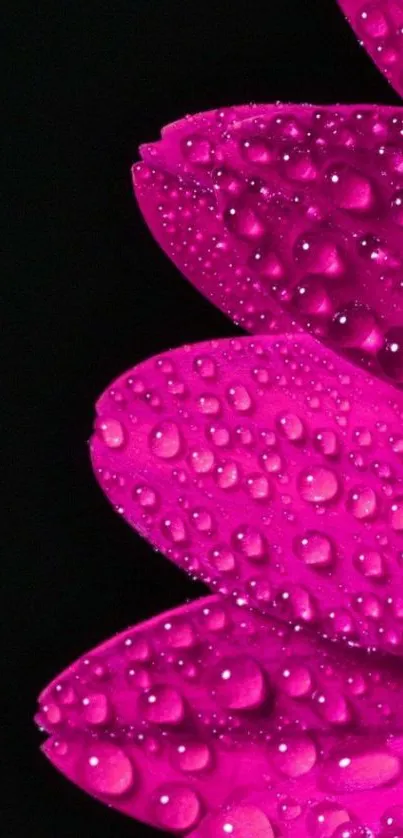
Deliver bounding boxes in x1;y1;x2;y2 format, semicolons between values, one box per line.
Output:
337;0;403;99
133;104;403;385
37;595;403;834
90;334;403;655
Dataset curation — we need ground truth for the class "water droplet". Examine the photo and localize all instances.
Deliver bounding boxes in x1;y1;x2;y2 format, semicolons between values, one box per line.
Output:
207;805;274;838
246;473;272;501
97;418;126;449
134;485;159;511
189;447;215;473
198;393;221;415
294;531;334;568
153;784;202;831
171;739;212;773
378;328;403;382
232;526;268;561
211;655;267;710
82;693;110;726
330;303;381;350
298;466;339;503
324;742;402;792
278;663;312;697
194;355;217;379
141;685;185;725
277;412;305;441
216;461;241;490
270;734;317;777
314;429;340;458
306;801;352;838
210;545;236;573
390;498;403;532
347;486;378;520
150;421;182;459
82;743;134;796
353;549;386;579
227;384;253;413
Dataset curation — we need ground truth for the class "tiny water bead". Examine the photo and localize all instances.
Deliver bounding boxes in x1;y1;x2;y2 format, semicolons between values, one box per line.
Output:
91;334;403;656
134;104;403;384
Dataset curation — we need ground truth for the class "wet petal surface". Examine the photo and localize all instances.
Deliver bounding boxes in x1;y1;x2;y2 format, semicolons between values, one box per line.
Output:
37;595;403;834
91;334;403;655
133;104;403;385
337;0;403;99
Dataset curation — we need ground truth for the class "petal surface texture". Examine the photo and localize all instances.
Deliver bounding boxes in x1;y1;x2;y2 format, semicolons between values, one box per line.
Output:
133;104;403;386
91;334;403;655
337;0;403;99
38;595;403;834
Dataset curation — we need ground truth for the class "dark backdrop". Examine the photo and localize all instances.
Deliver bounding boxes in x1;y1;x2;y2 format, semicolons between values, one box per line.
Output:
5;1;399;835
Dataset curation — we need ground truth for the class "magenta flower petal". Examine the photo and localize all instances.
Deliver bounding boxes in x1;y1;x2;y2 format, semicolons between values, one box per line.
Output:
37;595;403;834
90;334;403;655
133;104;403;385
337;0;403;99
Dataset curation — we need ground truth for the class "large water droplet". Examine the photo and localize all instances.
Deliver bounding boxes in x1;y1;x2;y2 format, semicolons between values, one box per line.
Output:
298;466;339;503
153;784;202;831
306;801;352;838
150;421;182;459
270;733;317;777
97;418;126;449
294;531;334;568
324;742;402;792
347;486;378;520
211;655;267;710
171;739;212;773
82;743;135;796
232;526;268;561
141;685;185;725
206;805;274;838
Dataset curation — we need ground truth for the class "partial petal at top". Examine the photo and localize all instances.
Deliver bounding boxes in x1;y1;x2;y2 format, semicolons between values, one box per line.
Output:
337;0;403;99
90;334;403;655
133;104;403;386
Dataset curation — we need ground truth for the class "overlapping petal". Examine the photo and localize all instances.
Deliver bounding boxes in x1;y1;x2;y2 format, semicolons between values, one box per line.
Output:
337;0;403;99
90;334;403;656
133;104;403;385
37;595;403;834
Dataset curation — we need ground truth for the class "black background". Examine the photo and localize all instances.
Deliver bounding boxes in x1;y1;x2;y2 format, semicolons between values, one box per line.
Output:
5;1;400;835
